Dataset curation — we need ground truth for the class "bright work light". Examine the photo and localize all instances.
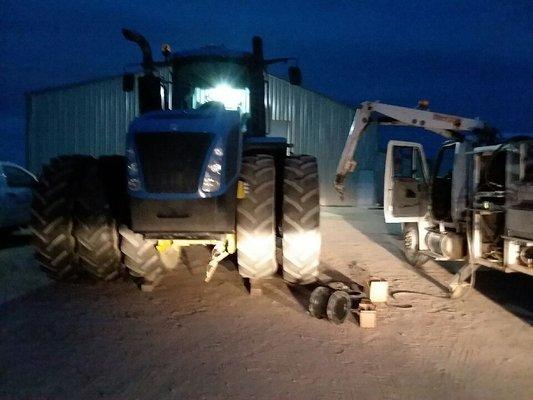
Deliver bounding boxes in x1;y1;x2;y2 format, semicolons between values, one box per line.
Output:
193;84;250;112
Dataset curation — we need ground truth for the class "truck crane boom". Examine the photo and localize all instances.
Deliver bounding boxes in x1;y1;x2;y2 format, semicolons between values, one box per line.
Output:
334;101;494;196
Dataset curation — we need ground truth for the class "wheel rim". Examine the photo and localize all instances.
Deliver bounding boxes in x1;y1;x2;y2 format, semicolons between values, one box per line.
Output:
326;291;351;324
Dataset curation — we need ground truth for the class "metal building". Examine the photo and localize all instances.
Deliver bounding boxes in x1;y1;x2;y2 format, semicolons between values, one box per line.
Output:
27;74;381;206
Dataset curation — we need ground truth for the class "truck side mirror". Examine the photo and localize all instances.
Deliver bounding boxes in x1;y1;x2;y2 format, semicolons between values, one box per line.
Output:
288;66;302;86
122;73;135;92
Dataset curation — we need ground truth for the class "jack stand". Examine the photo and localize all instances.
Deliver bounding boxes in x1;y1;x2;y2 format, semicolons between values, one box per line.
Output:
449;224;478;299
205;245;229;283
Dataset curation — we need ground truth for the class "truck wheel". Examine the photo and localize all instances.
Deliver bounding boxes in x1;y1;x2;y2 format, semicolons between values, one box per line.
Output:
119;226;179;284
30;156;91;280
73;159;121;280
282;155;320;284
403;223;430;267
236;154;277;279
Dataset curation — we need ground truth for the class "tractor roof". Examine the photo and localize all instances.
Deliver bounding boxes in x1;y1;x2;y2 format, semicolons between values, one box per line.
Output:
172;46;251;61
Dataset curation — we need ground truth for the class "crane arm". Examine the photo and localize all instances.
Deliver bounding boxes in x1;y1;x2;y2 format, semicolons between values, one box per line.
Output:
334;106;372;196
334;101;488;197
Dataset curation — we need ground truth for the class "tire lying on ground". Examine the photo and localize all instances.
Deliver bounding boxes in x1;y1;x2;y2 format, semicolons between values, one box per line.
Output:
236;154;277;279
403;222;430;267
30;155;92;280
282;155;320;284
72;158;122;280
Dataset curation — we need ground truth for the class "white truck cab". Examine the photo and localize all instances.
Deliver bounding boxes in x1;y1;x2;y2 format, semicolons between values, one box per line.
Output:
0;161;37;231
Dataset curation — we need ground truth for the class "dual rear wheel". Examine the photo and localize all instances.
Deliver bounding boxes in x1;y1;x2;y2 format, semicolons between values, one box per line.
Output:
236;154;320;284
31;156;123;281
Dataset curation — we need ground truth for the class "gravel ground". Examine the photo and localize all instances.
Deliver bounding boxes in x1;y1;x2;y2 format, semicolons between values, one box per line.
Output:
0;207;531;400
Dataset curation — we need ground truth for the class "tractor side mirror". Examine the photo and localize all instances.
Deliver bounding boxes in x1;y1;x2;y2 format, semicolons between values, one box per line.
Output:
288;66;302;86
122;73;135;92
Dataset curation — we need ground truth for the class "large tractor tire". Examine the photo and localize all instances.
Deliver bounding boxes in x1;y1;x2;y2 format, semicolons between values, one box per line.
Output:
236;154;277;279
30;156;91;280
282;155;320;284
119;226;180;284
73;159;121;280
403;223;430;267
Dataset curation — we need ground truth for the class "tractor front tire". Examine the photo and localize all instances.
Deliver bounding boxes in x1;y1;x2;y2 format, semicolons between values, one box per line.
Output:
236;155;277;279
119;226;180;285
30;156;91;280
73;159;121;280
282;155;320;284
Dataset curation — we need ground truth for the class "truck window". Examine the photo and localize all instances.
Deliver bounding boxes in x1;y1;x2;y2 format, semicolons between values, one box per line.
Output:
432;144;455;220
393;146;426;182
435;145;455;179
3;166;35;188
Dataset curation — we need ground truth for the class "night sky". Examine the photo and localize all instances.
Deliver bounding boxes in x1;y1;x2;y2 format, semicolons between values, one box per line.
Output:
1;0;532;165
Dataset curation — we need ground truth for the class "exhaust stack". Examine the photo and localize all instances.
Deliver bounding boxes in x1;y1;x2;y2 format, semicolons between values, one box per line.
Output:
122;28;155;73
122;28;162;113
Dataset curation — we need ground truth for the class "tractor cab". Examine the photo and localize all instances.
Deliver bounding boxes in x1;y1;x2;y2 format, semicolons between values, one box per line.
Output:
171;47;264;135
123;31;301;135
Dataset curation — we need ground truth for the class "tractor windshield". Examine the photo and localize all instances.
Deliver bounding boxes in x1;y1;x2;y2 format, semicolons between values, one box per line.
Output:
172;61;251;113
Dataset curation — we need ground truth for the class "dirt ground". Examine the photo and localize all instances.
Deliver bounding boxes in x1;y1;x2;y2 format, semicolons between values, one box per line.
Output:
0;207;532;400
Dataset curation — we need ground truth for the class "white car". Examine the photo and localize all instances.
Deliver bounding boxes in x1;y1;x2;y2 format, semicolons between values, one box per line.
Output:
0;161;37;232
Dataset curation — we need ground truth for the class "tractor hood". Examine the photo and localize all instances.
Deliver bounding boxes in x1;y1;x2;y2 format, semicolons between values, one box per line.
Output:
130;103;241;135
126;104;242;199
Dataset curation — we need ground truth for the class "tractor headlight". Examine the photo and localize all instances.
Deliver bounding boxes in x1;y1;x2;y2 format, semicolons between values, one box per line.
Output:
128;161;139;175
126;147;141;191
201;171;220;193
201;144;224;193
208;161;222;174
126;148;139;175
128;177;141;191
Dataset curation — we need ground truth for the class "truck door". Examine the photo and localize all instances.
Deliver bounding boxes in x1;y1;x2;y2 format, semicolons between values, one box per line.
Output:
432;142;458;221
0;164;36;228
384;141;429;223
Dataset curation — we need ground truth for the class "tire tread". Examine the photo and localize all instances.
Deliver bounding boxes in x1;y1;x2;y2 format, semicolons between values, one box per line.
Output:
282;155;320;284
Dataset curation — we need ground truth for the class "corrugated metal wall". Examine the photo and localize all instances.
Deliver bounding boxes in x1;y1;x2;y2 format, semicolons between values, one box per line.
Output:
266;76;379;205
27;76;137;172
27;74;380;206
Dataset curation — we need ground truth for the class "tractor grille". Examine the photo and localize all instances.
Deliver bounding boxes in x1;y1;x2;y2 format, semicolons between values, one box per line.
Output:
135;132;212;193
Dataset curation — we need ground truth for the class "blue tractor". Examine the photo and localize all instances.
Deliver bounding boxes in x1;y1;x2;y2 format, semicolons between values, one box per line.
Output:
31;29;320;290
